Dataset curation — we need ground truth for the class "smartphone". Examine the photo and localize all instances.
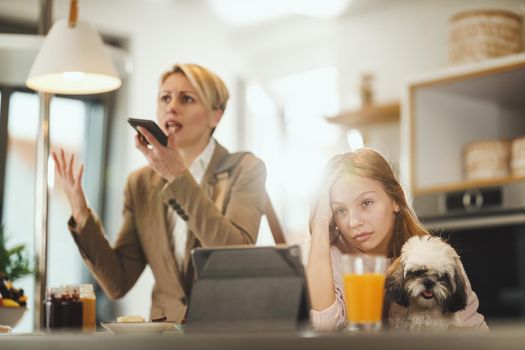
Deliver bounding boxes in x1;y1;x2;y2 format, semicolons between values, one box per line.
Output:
128;118;168;146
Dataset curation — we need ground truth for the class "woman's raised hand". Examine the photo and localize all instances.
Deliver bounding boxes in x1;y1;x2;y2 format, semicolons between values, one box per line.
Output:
51;149;89;225
135;127;186;182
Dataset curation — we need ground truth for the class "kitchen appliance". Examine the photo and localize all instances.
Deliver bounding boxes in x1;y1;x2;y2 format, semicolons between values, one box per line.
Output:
414;183;525;321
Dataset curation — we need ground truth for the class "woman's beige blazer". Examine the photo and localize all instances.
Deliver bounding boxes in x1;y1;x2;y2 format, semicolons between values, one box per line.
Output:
69;142;266;322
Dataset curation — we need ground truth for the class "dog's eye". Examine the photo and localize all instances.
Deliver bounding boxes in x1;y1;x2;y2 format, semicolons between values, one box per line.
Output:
407;269;426;277
438;274;449;282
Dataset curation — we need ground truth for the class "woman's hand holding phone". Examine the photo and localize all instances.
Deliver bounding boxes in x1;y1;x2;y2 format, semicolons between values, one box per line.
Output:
134;126;187;182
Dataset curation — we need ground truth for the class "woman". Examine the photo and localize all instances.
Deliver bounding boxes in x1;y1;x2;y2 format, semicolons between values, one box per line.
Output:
52;63;267;322
306;148;487;330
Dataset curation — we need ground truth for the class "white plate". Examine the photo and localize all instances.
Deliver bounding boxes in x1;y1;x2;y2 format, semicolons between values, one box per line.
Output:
101;322;180;334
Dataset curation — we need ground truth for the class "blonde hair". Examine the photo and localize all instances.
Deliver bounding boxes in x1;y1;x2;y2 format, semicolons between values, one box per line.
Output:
160;63;229;112
309;148;428;258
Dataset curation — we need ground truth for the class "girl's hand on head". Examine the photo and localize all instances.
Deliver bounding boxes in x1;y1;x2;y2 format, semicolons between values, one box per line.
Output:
310;188;332;235
51;149;90;224
309;169;342;237
135;127;186;182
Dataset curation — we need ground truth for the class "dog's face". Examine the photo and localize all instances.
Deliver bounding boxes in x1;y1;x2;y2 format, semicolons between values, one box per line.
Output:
386;236;468;314
403;266;456;310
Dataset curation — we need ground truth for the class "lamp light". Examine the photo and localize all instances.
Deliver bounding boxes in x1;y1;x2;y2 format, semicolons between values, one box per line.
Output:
26;1;121;94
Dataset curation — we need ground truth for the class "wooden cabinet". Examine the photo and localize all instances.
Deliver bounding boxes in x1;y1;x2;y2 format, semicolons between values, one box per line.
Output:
406;52;525;195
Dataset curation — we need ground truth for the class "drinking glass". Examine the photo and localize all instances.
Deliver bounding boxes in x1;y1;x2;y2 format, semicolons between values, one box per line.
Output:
342;254;387;331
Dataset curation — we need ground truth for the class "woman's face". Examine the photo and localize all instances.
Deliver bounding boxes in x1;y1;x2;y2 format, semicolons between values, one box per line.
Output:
156;73;221;149
330;174;399;255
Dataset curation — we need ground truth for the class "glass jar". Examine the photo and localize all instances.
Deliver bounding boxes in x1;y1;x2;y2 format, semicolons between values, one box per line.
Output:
44;286;83;331
79;284;96;333
59;285;83;329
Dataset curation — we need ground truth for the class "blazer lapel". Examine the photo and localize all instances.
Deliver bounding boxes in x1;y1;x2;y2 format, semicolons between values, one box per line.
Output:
150;173;186;292
182;143;230;274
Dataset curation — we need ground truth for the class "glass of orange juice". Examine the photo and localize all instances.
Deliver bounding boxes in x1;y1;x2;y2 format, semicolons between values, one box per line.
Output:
342;254;387;331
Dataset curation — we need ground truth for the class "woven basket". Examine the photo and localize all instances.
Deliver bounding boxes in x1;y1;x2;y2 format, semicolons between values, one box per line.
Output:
464;140;510;181
449;9;523;65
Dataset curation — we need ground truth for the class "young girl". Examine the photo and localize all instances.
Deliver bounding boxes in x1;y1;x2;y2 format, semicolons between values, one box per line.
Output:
306;148;487;331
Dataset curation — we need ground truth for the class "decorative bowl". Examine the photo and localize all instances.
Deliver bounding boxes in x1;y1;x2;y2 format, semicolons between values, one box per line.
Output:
0;307;27;328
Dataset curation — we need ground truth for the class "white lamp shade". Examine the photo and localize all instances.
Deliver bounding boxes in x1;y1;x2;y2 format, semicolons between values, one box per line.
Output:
26;19;121;94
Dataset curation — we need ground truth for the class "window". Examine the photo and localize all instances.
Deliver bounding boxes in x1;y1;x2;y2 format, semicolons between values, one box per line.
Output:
0;88;111;332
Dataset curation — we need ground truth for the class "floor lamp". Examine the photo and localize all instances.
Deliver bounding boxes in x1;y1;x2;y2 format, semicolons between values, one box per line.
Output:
26;0;121;330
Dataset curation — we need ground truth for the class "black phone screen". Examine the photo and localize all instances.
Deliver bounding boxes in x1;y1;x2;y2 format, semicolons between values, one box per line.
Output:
127;118;168;146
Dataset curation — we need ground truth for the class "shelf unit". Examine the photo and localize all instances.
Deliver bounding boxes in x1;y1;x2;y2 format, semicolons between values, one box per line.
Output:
406;52;525;195
326;101;399;128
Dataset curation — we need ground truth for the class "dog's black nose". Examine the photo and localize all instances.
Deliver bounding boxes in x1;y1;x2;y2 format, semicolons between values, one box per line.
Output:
423;278;434;289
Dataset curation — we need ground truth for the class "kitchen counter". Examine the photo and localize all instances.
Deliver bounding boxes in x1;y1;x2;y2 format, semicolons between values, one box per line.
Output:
1;323;525;350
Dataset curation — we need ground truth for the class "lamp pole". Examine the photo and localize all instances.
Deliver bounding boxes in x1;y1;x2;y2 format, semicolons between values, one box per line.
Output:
34;0;53;331
29;0;121;328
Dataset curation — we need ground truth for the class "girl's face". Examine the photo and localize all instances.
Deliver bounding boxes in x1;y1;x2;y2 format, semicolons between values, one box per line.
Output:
156;73;222;149
330;174;399;255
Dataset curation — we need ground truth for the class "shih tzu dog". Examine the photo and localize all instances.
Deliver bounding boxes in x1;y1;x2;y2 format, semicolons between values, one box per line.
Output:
385;235;468;331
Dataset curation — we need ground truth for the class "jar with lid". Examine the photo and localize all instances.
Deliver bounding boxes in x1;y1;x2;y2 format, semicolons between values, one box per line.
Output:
44;286;83;331
59;285;83;329
79;284;96;333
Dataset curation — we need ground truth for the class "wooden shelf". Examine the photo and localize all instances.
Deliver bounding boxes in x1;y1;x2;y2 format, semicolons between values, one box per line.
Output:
326;101;399;128
413;175;525;196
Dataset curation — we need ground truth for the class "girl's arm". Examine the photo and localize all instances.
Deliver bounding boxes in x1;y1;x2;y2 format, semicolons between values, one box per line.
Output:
306;215;336;311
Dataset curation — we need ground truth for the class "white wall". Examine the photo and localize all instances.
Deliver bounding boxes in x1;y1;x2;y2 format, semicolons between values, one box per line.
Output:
225;0;525;101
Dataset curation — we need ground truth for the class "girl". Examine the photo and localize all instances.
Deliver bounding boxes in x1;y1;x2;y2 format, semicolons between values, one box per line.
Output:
306;148;487;330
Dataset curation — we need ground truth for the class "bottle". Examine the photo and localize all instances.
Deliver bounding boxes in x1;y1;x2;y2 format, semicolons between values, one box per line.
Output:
79;284;96;333
359;72;375;106
44;287;62;330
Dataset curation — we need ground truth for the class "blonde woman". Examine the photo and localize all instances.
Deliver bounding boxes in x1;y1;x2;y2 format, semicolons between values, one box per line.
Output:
52;64;267;322
306;148;487;330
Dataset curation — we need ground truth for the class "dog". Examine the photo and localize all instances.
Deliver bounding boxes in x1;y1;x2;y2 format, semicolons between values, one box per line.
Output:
385;235;468;331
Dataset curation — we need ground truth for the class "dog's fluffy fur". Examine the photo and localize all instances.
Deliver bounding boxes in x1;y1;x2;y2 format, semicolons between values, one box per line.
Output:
385;235;468;331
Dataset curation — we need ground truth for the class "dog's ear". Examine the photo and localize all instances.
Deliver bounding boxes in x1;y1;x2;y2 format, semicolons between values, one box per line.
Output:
385;257;409;307
444;260;468;313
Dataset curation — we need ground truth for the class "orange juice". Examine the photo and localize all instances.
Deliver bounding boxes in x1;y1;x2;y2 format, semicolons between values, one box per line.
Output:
343;273;385;323
81;295;96;332
79;284;96;333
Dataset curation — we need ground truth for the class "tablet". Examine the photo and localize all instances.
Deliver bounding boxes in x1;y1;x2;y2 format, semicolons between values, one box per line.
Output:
187;245;310;331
